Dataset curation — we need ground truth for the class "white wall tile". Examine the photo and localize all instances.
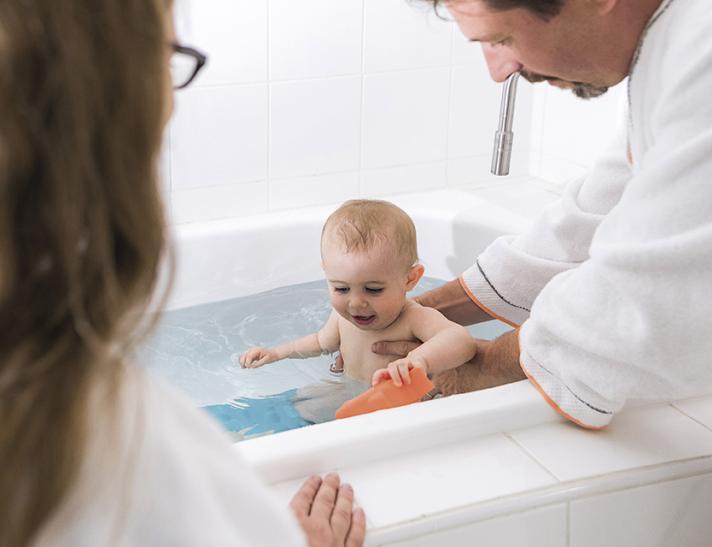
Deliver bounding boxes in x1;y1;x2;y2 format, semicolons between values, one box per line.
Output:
531;82;625;185
363;0;452;73
270;77;361;179
269;171;359;211
387;504;567;547
448;64;500;159
509;404;712;482
171;181;268;224
570;474;712;547
362;68;450;169
447;156;514;187
360;161;446;196
170;84;268;189
451;24;482;66
174;0;267;86
269;0;363;80
673;395;712;432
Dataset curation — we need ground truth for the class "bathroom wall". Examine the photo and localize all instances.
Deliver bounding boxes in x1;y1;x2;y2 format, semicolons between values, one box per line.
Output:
165;0;623;224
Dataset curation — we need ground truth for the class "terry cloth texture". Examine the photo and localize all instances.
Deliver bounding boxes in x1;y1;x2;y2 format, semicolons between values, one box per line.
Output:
461;0;712;428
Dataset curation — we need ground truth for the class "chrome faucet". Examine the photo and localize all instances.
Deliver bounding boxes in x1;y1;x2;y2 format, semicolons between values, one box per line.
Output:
491;72;520;176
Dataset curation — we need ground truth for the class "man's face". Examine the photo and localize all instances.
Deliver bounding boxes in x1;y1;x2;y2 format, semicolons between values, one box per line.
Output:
447;0;613;98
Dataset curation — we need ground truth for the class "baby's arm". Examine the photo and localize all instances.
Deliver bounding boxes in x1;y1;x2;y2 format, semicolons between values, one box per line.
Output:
240;310;341;368
372;305;476;385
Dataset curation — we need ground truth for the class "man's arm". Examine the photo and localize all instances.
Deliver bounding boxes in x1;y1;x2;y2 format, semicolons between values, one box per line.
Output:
432;330;525;395
415;279;493;326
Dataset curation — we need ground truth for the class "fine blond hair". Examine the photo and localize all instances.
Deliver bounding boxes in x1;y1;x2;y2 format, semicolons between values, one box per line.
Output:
321;200;419;269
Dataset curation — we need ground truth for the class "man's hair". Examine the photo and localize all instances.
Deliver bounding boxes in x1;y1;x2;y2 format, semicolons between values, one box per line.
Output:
422;0;564;20
321;200;419;270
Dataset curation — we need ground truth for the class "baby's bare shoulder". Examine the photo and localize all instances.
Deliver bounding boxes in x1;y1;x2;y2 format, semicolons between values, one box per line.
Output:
402;300;452;327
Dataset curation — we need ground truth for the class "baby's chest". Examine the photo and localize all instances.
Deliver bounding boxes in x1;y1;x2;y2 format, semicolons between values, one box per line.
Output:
338;321;417;378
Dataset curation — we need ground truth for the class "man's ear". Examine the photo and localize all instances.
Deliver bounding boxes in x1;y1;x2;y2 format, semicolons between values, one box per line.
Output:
405;264;425;291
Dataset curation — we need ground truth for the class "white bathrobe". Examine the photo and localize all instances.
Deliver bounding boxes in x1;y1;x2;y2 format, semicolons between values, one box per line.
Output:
34;367;305;546
461;0;712;428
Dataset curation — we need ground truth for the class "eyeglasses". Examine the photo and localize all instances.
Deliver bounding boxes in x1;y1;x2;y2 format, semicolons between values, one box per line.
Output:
171;43;207;90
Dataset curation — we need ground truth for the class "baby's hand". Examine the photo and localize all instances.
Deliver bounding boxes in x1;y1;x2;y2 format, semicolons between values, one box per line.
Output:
371;356;428;387
239;347;279;368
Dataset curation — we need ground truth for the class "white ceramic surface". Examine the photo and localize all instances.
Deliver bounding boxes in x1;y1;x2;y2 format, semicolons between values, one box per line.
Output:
170;85;268;189
509;403;712;481
270;76;361;179
385;503;567;547
175;0;268;86
673;395;712;432
269;0;363;81
361;68;450;169
359;161;447;197
570;473;712;547
363;0;452;73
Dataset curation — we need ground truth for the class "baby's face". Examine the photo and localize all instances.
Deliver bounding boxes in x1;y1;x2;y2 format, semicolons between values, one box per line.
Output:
322;236;418;331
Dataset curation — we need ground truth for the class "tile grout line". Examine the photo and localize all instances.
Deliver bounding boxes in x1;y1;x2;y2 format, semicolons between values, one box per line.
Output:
443;21;455;187
504;432;561;482
357;0;366;197
565;501;571;547
266;0;272;210
669;402;712;434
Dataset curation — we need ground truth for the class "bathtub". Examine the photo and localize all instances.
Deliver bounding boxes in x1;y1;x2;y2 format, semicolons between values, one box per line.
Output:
168;185;712;546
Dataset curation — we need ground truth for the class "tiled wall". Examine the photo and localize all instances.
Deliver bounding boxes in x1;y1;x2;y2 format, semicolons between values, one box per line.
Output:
530;81;626;187
165;0;622;224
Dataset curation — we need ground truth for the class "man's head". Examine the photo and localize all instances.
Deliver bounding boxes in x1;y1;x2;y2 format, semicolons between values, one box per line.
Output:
425;0;658;99
320;200;424;331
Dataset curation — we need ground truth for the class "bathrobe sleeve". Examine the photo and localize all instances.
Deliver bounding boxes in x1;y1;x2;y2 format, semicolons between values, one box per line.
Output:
519;4;712;428
35;369;307;547
459;121;633;327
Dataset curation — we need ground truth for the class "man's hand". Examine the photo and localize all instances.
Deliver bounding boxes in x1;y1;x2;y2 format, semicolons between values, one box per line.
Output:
413;279;492;325
370;340;421;359
433;330;526;395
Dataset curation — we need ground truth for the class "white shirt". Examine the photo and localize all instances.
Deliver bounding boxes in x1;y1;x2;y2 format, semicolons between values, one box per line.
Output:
34;366;305;546
461;0;712;428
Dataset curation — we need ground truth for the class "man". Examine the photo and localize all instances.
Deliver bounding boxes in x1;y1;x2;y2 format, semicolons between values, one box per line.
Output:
374;0;712;428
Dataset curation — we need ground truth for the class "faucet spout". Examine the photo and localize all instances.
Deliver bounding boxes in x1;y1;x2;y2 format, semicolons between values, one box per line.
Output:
491;72;520;176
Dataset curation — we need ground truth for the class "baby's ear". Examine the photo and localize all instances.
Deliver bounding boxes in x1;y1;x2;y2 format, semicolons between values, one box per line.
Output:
405;264;425;291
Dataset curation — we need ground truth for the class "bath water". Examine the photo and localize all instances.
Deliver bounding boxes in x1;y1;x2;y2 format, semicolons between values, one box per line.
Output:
140;277;511;440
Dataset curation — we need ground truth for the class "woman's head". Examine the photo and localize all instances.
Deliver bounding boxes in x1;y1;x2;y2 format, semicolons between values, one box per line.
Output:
0;1;173;545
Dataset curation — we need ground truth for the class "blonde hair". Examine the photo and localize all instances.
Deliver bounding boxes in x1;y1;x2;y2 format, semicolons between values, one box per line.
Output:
0;1;171;545
321;199;419;269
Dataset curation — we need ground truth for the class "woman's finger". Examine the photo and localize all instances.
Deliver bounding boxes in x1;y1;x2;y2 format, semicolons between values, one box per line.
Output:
345;507;367;547
309;472;340;520
329;483;354;540
289;475;322;520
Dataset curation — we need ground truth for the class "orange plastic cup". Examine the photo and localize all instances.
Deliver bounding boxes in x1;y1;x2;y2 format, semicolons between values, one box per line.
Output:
335;368;435;419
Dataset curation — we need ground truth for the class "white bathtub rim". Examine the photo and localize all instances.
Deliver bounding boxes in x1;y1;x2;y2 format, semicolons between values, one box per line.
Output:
233;380;561;484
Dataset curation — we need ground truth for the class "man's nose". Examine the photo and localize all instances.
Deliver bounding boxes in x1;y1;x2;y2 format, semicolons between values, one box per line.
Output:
481;43;523;82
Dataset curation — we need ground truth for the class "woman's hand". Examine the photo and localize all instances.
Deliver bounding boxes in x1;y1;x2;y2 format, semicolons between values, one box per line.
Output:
290;474;366;547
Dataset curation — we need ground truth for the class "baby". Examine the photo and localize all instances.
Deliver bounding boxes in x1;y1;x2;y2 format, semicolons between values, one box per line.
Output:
239;199;476;388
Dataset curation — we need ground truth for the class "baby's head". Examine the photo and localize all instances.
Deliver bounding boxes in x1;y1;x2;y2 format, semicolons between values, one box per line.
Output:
321;200;424;330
